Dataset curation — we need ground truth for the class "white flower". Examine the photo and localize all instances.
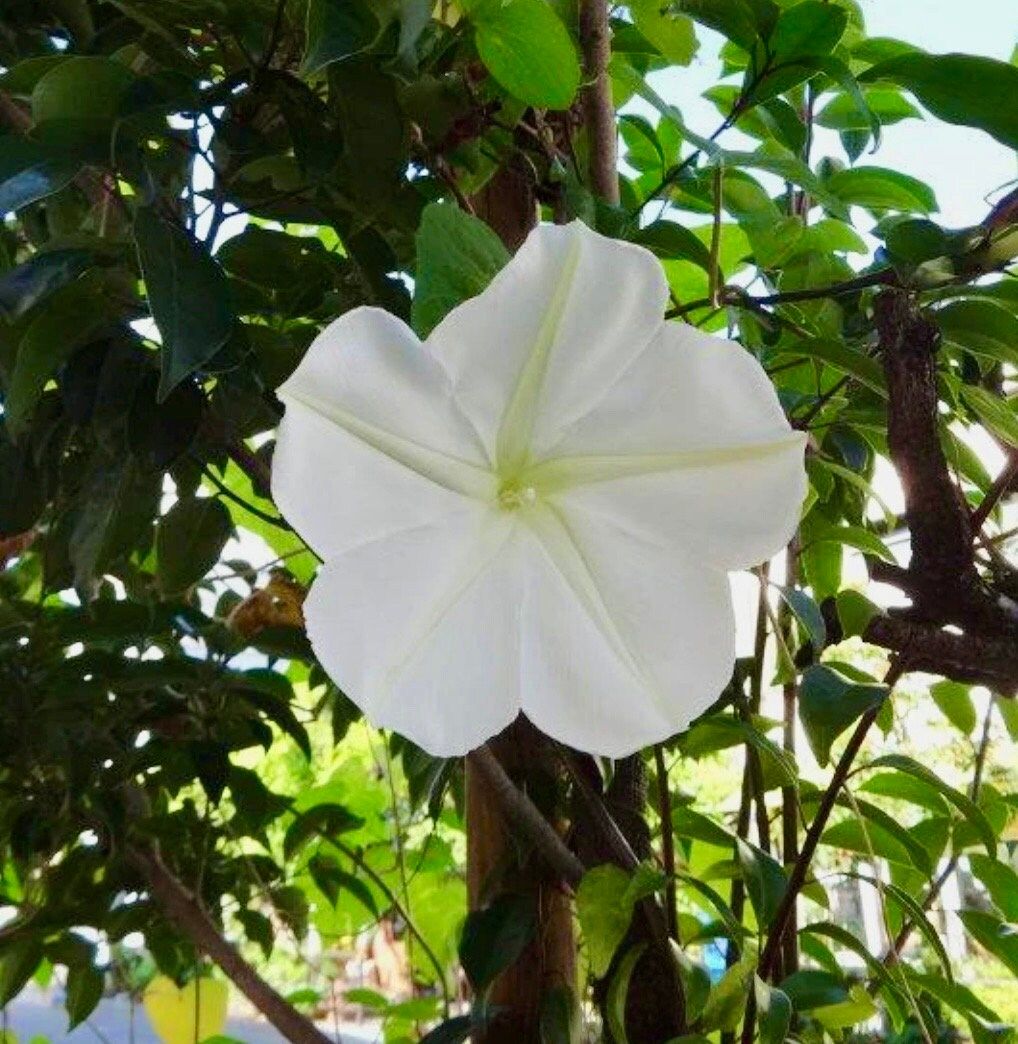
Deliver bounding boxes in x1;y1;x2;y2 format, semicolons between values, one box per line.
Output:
273;220;807;757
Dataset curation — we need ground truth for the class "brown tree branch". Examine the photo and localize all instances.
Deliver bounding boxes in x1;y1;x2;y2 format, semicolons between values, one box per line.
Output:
758;659;903;981
579;0;618;205
468;744;585;887
128;846;333;1044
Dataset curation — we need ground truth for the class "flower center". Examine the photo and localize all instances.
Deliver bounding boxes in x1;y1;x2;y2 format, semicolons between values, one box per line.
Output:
497;478;539;511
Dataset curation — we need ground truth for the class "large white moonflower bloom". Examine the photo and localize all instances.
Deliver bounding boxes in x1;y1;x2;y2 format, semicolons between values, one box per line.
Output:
273;220;807;758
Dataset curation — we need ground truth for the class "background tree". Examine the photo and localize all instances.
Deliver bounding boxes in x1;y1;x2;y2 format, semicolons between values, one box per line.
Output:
0;0;1017;1042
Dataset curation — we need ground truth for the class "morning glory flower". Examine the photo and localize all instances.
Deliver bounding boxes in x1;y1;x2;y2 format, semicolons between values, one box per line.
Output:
272;220;807;757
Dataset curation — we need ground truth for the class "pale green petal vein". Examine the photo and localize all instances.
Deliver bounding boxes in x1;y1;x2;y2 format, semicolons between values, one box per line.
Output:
283;388;496;501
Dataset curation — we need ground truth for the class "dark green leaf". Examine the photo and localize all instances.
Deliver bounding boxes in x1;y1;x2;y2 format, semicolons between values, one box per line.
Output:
65;964;104;1029
861;52;1018;149
0;249;94;321
0;136;77;214
284;803;364;860
134;208;235;401
156;496;232;594
774;585;826;652
736;839;786;928
754;976;791;1044
459;893;537;993
799;665;887;767
540;984;582;1044
0;940;43;1006
412;202;510;338
606;944;646;1044
676;0;778;52
302;0;378;74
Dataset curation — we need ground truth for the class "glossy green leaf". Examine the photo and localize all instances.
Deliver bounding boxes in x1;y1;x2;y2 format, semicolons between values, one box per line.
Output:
134;208;235;401
827;166;938;213
937;300;1018;368
576;864;634;977
472;0;581;109
459;893;537;993
799;664;887;767
754;976;791;1044
156;496;233;594
65;964;104;1029
861;52;1018;149
412;202;510;338
302;0;378;74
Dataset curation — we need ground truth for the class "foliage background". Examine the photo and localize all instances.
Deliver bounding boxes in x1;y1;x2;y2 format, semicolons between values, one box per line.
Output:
0;0;1016;1041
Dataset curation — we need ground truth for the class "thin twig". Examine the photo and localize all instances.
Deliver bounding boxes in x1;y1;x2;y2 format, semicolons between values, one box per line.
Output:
758;658;905;981
653;744;679;941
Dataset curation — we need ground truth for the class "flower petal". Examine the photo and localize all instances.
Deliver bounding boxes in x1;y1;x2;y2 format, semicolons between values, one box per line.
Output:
273;307;495;558
519;505;735;757
303;506;522;756
426;221;669;465
539;323;808;570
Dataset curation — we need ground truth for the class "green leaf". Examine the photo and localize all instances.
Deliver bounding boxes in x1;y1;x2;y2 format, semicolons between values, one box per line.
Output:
960;386;1018;448
634;220;714;272
539;984;582;1044
472;0;581;109
835;589;880;638
700;951;755;1032
0;136;77;214
826;166;938;213
768;1;846;62
32;56;133;125
0;248;94;321
813;523;895;562
283;803;364;859
736;839;787;929
70;455;161;593
937;300;1018;368
754;976;791;1044
861;52;1018;150
65;964;103;1030
459;893;537;993
630;0;698;65
816;88;920;131
0;940;43;1006
859;771;950;816
412;203;510;338
302;0;378;74
957;910;1018;977
606;944;645;1044
928;680;977;735
576;864;634;977
968;855;1018;920
782;338;886;397
155;496;233;594
799;664;887;767
5;275;112;437
813;984;878;1030
134;208;235;401
866;754;998;855
676;0;778;52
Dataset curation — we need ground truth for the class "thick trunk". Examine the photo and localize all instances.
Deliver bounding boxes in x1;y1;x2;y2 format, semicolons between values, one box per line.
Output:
466;171;576;1042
